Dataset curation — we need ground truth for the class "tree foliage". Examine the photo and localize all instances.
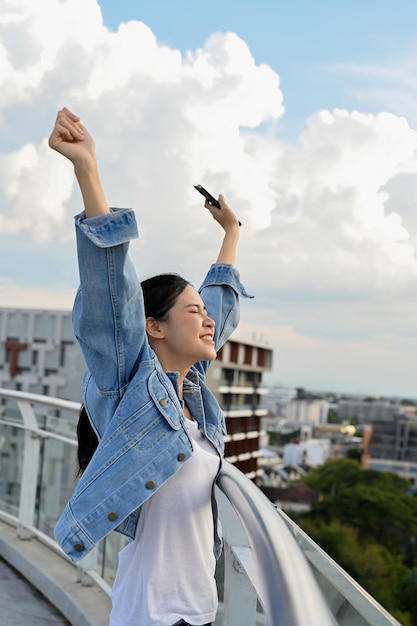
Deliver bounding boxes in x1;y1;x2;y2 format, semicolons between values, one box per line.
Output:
291;459;417;625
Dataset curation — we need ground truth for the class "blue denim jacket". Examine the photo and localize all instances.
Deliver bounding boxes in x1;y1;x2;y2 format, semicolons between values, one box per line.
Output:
54;208;252;563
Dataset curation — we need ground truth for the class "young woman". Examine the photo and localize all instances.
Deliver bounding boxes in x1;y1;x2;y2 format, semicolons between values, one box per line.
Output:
49;107;252;626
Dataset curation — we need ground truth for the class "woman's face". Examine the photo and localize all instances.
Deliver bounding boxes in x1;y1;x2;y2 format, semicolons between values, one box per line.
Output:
159;284;216;367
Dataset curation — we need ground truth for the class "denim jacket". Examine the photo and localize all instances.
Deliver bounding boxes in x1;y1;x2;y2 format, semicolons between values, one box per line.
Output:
54;208;252;563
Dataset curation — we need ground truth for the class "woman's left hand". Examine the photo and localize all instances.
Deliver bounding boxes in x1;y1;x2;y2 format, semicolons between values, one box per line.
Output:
205;194;240;232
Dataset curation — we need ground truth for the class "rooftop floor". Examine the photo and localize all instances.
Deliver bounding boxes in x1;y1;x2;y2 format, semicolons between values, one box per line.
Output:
0;519;112;626
0;557;69;625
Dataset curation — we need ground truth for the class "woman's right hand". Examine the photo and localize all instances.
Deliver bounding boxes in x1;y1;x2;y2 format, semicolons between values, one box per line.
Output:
48;107;95;167
49;108;109;217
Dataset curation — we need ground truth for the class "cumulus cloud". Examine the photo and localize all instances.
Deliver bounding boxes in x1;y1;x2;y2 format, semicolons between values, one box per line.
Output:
1;0;417;394
239;109;417;297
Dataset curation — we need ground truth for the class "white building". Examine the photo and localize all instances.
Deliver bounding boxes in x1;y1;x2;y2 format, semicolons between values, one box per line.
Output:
286;399;330;426
283;438;331;467
260;385;298;417
0;307;85;402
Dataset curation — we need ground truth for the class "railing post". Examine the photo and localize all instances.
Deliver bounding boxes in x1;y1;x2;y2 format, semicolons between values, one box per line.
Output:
16;400;41;539
216;490;259;625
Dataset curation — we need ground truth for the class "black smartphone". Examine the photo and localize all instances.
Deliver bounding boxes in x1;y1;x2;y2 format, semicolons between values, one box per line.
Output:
193;184;242;226
193;184;221;208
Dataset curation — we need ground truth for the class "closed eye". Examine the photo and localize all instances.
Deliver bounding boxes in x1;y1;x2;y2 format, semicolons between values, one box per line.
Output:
185;304;207;314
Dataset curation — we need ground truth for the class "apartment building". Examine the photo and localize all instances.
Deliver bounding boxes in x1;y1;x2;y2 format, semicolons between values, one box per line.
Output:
0;307;84;402
368;414;417;463
0;308;273;482
207;335;273;480
337;400;402;423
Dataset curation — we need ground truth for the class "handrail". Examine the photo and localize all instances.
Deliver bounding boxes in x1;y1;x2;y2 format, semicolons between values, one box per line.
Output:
0;387;403;626
217;460;336;626
0;387;80;412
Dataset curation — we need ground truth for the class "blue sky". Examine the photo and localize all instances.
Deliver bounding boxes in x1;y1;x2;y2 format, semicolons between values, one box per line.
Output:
1;0;417;397
98;0;417;138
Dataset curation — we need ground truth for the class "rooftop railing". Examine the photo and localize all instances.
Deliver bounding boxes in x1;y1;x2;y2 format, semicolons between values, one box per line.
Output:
0;388;402;626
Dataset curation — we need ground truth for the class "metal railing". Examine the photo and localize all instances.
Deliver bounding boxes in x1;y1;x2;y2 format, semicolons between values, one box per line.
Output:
216;461;335;626
0;388;403;626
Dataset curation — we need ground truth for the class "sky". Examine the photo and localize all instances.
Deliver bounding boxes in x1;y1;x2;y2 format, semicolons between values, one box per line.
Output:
1;0;417;398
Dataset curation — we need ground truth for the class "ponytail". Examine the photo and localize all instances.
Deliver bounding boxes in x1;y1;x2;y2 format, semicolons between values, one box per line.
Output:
76;405;99;475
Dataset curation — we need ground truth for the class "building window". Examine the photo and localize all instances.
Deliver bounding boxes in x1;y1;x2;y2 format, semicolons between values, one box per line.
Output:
257;348;266;367
244;345;253;365
60;340;74;367
229;342;239;363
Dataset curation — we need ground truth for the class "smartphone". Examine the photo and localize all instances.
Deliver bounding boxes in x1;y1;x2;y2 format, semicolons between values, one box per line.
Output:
194;184;242;225
193;184;221;208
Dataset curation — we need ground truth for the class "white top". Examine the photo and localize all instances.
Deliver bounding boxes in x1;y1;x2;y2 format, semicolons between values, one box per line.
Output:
110;418;220;626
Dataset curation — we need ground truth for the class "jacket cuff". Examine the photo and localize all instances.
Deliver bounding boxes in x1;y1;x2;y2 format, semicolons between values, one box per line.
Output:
200;263;254;299
74;207;139;248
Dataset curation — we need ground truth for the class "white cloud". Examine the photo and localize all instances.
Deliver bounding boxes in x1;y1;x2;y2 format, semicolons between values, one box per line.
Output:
1;0;417;395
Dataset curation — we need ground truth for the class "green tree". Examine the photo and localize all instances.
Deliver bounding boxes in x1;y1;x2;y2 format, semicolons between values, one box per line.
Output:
291;459;417;624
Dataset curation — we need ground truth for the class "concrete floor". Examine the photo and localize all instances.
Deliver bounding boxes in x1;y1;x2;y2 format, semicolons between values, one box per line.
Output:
0;557;70;625
0;518;112;626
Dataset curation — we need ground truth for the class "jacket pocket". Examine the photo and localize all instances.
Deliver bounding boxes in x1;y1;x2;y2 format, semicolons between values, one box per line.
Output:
148;370;182;430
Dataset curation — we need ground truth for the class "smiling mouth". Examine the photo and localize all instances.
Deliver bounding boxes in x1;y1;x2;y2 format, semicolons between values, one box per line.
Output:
201;334;214;342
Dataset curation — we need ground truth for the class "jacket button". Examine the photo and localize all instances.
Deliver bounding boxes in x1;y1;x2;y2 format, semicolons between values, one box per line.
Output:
74;542;84;553
178;452;186;461
146;480;156;489
108;511;118;521
159;398;169;407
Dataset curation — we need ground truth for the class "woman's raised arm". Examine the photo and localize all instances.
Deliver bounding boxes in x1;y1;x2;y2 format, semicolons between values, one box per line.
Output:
204;194;240;266
48;107;109;218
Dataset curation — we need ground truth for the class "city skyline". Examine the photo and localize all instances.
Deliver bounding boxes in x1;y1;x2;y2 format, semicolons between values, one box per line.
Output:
1;0;417;397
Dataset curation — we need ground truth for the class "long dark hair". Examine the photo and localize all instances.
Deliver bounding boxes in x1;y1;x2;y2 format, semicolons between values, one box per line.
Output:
76;273;190;475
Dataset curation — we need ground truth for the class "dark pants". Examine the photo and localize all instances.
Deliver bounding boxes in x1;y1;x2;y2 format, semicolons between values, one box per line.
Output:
172;621;212;626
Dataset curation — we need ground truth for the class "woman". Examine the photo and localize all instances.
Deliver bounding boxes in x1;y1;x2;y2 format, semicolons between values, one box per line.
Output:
49;107;252;626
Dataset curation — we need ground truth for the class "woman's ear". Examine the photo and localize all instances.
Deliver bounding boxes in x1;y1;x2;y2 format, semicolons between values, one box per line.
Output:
145;317;166;340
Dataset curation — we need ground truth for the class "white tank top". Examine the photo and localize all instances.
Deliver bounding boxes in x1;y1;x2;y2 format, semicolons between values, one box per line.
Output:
110;418;220;626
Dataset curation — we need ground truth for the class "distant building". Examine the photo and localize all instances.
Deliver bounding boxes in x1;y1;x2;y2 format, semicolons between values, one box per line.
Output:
0;308;273;481
361;415;417;490
0;307;84;402
337;400;402;423
260;385;297;417
286;399;329;426
283;438;331;468
367;415;417;463
207;335;273;480
260;483;321;513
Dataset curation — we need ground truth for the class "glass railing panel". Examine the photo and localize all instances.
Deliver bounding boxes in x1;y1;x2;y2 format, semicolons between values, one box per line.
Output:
0;419;23;517
96;532;129;587
36;436;78;539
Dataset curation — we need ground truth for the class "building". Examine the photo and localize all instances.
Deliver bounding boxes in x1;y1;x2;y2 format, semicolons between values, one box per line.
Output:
286;398;329;426
207;334;273;480
337;400;402;424
260;385;297;417
367;414;417;463
0;308;273;481
283;438;331;468
0;307;85;402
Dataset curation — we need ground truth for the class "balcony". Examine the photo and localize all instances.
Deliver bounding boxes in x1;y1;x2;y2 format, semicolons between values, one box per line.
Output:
0;388;402;625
